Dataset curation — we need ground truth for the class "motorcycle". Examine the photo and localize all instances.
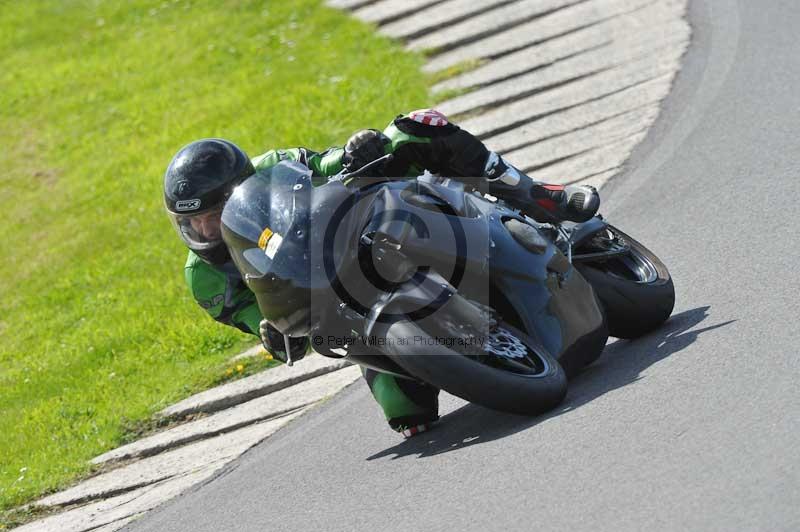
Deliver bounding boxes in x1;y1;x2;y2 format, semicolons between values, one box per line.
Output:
220;157;675;416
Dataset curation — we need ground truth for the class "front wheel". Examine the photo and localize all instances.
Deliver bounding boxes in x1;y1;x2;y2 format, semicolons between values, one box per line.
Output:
575;225;675;339
377;317;567;416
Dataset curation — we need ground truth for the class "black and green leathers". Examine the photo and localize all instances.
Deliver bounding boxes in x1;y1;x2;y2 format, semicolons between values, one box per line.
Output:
184;109;504;434
362;367;439;433
381;110;491;180
250;147;345;184
185;254;263;334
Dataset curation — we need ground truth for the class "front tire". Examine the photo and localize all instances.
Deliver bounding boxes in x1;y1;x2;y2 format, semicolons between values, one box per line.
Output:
377;317;567;416
575;225;675;339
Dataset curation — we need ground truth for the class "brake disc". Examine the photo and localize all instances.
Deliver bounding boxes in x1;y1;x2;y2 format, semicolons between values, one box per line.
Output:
484;328;528;360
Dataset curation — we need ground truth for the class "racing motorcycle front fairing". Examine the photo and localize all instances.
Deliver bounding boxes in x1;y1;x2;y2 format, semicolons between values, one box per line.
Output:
349;177;607;370
221;161;606;375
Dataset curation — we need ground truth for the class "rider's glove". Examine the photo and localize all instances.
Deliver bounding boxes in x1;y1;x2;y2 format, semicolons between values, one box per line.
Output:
483;152;600;223
259;319;308;365
342;129;391;174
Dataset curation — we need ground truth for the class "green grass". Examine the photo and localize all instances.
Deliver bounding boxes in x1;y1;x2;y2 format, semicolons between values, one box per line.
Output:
0;0;429;517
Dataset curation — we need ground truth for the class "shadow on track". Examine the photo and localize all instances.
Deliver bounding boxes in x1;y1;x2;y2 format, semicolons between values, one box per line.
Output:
367;305;735;461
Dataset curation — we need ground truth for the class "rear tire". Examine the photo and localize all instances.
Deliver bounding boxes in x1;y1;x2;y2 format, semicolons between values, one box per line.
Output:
575;225;675;339
377;317;567;416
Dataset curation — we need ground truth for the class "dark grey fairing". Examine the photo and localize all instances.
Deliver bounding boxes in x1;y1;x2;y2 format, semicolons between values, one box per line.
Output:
221;161;315;335
504;219;549;254
383;186;573;361
339;176;606;366
223;160;607;373
221;161;311;275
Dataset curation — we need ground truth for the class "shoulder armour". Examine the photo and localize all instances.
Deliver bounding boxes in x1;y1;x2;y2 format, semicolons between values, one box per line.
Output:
394;109;459;137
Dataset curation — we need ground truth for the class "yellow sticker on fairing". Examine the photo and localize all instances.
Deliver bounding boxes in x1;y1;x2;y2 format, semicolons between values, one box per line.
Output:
265;233;283;259
258;227;274;250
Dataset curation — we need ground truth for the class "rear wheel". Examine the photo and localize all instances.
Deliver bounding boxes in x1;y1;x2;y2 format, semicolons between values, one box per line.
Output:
378;314;567;416
575;225;674;339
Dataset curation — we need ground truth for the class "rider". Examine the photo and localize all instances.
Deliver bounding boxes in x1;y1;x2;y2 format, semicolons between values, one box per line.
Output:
163;109;600;438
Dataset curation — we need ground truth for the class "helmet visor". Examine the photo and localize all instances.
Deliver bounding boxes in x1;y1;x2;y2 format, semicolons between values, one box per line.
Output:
169;207;224;250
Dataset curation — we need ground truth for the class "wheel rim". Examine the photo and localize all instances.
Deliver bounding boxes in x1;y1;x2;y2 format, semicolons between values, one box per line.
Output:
590;229;659;284
477;326;551;377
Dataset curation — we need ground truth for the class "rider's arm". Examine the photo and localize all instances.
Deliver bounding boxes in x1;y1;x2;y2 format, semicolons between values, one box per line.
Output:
381;110;599;223
252;147;345;184
184;252;261;336
184;253;311;360
304;147;345;177
381;110;491;181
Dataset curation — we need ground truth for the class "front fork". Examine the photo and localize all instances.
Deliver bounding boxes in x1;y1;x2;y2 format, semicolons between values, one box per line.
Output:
530;215;622;264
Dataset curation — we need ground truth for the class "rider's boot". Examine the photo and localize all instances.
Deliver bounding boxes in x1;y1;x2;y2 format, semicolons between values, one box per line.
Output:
363;368;439;438
483;152;600;224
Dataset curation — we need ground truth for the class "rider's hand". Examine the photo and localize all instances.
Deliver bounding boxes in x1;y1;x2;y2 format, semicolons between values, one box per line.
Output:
259;319;308;364
342;129;391;174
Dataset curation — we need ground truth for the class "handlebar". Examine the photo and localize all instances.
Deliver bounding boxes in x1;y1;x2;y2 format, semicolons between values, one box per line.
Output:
331;153;394;184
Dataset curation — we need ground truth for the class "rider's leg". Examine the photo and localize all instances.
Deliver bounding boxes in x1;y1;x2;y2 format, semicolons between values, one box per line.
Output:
483;152;601;224
362;367;439;438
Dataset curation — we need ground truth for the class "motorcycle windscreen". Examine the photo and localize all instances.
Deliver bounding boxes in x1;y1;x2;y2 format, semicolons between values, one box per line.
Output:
221;160;313;334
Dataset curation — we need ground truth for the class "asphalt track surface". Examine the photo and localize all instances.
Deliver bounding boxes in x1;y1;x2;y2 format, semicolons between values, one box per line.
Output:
127;1;800;530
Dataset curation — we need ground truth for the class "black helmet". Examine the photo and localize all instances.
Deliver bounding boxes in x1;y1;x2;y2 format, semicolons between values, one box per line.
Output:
164;139;255;264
